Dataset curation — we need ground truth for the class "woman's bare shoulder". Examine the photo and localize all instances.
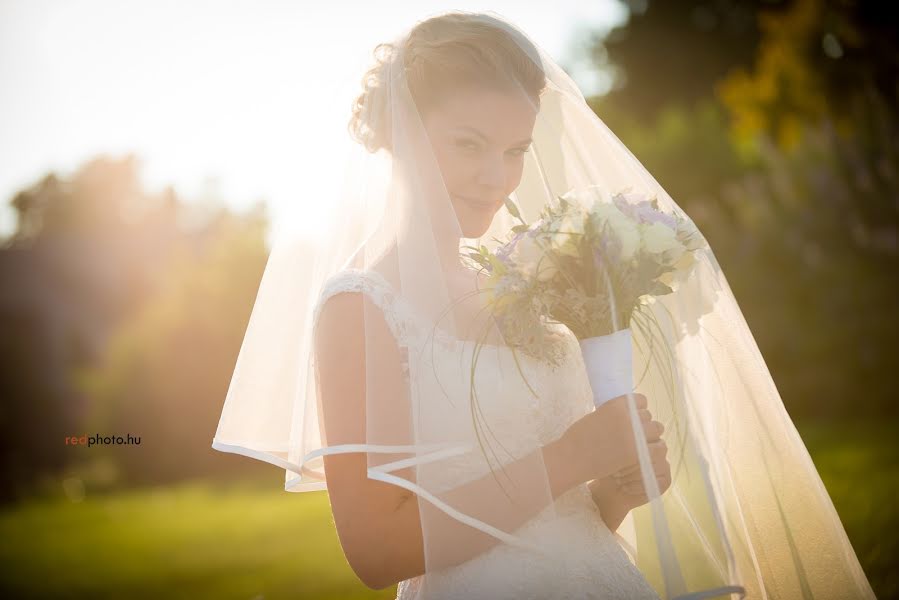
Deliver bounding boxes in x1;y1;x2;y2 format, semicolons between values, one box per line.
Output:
313;286;363;357
314;280;398;358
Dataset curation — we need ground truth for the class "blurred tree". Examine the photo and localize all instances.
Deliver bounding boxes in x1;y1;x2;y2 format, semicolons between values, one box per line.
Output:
0;154;273;501
75;202;273;487
711;91;898;418
710;0;898;418
584;0;792;227
0;155;168;502
589;0;791;122
716;0;899;153
10;155;145;243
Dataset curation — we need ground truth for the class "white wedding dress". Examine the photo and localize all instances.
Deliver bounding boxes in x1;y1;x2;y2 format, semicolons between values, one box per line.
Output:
314;269;661;600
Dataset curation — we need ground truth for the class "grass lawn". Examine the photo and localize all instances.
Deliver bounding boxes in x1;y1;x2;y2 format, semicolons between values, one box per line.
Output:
0;480;394;599
794;418;899;600
0;418;895;599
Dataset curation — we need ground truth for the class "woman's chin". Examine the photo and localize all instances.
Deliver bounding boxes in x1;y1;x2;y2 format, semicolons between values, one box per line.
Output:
460;220;492;239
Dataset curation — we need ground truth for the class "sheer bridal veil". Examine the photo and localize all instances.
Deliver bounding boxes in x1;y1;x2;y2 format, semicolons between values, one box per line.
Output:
212;10;875;599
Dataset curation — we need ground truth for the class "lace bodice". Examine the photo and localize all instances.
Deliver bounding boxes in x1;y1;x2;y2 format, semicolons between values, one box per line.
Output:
312;268;661;600
311;268;584;450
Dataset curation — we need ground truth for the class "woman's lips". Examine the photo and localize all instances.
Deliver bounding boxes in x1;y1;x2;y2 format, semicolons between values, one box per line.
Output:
456;195;496;210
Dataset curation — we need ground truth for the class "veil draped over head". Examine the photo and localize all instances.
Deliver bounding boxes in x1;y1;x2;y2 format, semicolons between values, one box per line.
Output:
212;10;875;599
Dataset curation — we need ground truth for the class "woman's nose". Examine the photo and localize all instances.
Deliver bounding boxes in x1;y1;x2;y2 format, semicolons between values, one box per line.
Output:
475;154;506;189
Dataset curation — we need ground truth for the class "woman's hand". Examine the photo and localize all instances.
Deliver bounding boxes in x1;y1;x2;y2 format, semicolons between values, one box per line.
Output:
557;392;666;484
587;437;672;531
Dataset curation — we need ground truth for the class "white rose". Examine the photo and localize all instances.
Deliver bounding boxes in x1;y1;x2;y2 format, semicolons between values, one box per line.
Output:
642;222;679;256
549;213;585;258
588;200;618;223
589;201;641;261
615;216;641;261
511;235;558;282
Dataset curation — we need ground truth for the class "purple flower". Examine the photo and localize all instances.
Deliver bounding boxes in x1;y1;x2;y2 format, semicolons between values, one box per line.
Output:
641;206;677;230
496;229;526;263
527;218;545;237
613;192;677;230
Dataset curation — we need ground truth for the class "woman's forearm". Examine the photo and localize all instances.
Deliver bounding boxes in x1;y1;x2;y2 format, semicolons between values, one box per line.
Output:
384;436;583;583
596;495;629;532
599;496;628;532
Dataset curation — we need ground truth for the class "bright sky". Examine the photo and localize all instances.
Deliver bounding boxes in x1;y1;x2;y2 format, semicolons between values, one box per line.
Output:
0;0;626;241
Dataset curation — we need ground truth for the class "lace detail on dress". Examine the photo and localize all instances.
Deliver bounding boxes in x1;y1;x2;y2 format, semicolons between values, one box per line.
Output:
311;268;422;382
394;483;662;600
313;267;574;362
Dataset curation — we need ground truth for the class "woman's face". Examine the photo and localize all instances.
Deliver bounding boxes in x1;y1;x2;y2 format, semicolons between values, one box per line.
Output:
422;85;537;239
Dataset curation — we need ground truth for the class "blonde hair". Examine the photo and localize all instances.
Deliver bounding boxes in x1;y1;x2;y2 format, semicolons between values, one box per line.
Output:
349;13;547;153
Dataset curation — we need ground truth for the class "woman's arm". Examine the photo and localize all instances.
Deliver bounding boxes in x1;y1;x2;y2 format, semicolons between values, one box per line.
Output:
589;479;630;532
384;433;579;586
315;291;584;590
587;442;673;535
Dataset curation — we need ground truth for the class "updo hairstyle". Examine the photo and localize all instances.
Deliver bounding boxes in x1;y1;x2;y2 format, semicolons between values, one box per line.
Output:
348;13;547;153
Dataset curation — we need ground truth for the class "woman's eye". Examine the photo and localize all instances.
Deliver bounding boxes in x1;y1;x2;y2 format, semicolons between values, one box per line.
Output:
455;138;481;152
508;147;530;157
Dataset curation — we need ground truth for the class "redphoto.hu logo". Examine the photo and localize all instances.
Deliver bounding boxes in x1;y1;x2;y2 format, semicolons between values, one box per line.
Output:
66;434;141;447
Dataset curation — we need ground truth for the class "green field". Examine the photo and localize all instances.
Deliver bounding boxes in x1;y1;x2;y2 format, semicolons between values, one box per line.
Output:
0;419;895;599
794;419;899;600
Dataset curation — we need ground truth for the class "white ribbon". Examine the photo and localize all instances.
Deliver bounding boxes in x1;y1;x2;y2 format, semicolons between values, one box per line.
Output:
578;327;634;407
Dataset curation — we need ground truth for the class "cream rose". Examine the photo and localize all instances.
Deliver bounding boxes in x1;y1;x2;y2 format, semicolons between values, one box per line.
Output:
511;235;558;282
588;201;640;261
641;221;680;256
549;212;585;258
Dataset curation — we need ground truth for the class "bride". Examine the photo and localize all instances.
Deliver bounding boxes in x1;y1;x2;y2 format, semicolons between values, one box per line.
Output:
212;10;876;600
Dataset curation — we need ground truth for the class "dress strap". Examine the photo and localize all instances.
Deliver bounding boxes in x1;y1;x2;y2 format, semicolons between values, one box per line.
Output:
312;268;423;346
312;268;424;381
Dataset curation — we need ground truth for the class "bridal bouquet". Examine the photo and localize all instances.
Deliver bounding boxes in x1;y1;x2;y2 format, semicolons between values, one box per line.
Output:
464;185;706;407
